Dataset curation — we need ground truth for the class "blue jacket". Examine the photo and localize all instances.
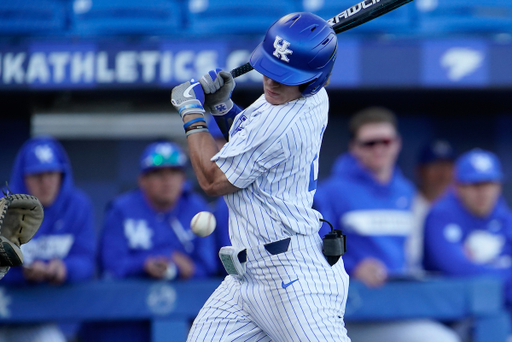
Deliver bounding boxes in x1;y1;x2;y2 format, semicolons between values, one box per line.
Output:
314;153;416;275
100;187;217;279
424;190;512;305
3;137;96;284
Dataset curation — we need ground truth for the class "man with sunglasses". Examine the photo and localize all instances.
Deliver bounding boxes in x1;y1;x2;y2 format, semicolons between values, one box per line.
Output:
314;107;460;342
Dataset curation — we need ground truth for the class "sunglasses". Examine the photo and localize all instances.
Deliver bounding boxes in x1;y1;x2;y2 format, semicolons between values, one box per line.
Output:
357;137;396;148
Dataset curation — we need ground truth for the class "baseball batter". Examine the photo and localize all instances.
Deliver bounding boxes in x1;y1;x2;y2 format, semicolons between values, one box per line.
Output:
171;12;350;342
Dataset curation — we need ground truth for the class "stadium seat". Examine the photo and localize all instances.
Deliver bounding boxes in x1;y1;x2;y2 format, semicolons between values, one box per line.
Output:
0;0;66;36
69;0;183;38
185;0;300;37
301;0;415;36
415;0;512;36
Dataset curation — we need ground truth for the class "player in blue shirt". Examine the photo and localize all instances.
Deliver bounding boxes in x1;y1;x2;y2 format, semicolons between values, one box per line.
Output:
315;107;460;342
99;141;216;280
80;141;216;342
424;149;512;312
1;136;96;342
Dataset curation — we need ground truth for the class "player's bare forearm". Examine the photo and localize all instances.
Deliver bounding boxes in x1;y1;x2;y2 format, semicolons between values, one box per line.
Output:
184;114;239;197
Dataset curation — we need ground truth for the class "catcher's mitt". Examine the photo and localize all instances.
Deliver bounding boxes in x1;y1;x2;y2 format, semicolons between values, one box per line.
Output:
0;194;44;267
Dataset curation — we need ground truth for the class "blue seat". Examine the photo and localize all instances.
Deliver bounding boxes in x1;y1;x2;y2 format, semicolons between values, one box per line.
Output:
185;0;300;37
301;0;415;36
415;0;512;36
0;0;66;36
69;0;183;38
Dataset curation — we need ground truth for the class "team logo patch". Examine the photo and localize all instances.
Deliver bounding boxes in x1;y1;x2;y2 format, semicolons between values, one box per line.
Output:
273;36;293;63
34;144;55;163
470;153;493;172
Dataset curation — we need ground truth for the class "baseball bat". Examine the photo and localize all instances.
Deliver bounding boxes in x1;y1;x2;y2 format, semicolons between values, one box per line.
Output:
230;0;413;78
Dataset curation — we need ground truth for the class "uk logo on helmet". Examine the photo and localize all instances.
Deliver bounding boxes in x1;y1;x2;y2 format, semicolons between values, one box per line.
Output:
273;36;293;63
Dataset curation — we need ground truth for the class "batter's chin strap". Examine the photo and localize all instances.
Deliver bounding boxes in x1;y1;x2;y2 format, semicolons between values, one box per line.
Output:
320;218;347;266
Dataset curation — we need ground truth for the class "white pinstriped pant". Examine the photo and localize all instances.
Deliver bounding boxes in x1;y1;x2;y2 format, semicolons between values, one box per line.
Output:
187;234;351;342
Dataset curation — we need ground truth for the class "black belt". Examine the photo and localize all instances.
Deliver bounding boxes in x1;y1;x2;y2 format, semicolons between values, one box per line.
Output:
238;238;291;263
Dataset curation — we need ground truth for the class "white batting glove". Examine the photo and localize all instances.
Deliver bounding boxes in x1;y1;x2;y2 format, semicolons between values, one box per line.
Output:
170;80;206;119
199;69;236;116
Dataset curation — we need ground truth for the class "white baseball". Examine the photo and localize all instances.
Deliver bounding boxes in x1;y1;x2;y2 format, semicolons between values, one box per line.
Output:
190;211;216;237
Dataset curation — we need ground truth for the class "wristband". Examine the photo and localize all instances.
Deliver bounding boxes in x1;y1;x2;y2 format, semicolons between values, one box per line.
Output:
185;124;208;132
186;127;209;137
185;126;209;137
183;118;207;130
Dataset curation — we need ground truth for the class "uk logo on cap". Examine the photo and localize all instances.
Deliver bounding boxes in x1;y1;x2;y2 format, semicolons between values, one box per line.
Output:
34;145;55;163
455;148;503;184
470;153;493;172
154;143;173;159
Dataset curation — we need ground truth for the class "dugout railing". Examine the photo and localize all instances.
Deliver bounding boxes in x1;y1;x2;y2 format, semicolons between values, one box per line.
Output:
0;276;508;342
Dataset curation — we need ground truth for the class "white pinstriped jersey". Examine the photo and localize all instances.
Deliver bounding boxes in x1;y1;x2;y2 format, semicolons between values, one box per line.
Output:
212;88;329;249
191;87;351;342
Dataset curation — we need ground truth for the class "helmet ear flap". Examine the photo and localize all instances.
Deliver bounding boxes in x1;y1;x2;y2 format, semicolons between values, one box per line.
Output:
299;81;312;94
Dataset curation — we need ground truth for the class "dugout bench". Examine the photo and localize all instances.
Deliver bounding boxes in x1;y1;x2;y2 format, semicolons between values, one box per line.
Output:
0;276;508;342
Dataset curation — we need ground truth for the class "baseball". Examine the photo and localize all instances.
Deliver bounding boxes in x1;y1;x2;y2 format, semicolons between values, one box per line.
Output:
190;211;216;237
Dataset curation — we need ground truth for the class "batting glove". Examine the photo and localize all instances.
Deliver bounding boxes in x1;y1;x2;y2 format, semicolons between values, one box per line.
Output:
199;69;236;116
170;80;206;119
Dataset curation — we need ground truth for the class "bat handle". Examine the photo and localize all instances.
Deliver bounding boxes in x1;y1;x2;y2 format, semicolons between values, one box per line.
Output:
230;62;254;78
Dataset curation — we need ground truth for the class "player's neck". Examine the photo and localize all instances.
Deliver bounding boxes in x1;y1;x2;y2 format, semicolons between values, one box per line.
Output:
420;186;444;203
143;194;177;213
370;167;393;185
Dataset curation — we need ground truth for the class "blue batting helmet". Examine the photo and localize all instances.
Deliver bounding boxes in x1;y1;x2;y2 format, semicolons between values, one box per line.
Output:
250;12;338;97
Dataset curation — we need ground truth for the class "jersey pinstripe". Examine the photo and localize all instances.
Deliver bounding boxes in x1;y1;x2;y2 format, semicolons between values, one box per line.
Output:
212;88;329;249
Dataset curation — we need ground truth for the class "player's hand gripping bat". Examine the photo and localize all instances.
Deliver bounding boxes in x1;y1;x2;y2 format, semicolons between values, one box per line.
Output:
230;0;413;78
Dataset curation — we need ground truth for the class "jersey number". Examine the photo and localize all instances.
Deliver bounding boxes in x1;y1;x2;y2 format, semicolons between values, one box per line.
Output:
308;154;318;191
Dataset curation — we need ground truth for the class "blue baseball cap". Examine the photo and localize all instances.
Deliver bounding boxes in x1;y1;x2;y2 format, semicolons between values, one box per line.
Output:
23;138;65;176
140;141;187;174
418;139;456;165
455;149;503;184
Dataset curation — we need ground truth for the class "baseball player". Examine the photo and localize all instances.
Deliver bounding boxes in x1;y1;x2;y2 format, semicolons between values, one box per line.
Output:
424;149;512;309
171;12;350;342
